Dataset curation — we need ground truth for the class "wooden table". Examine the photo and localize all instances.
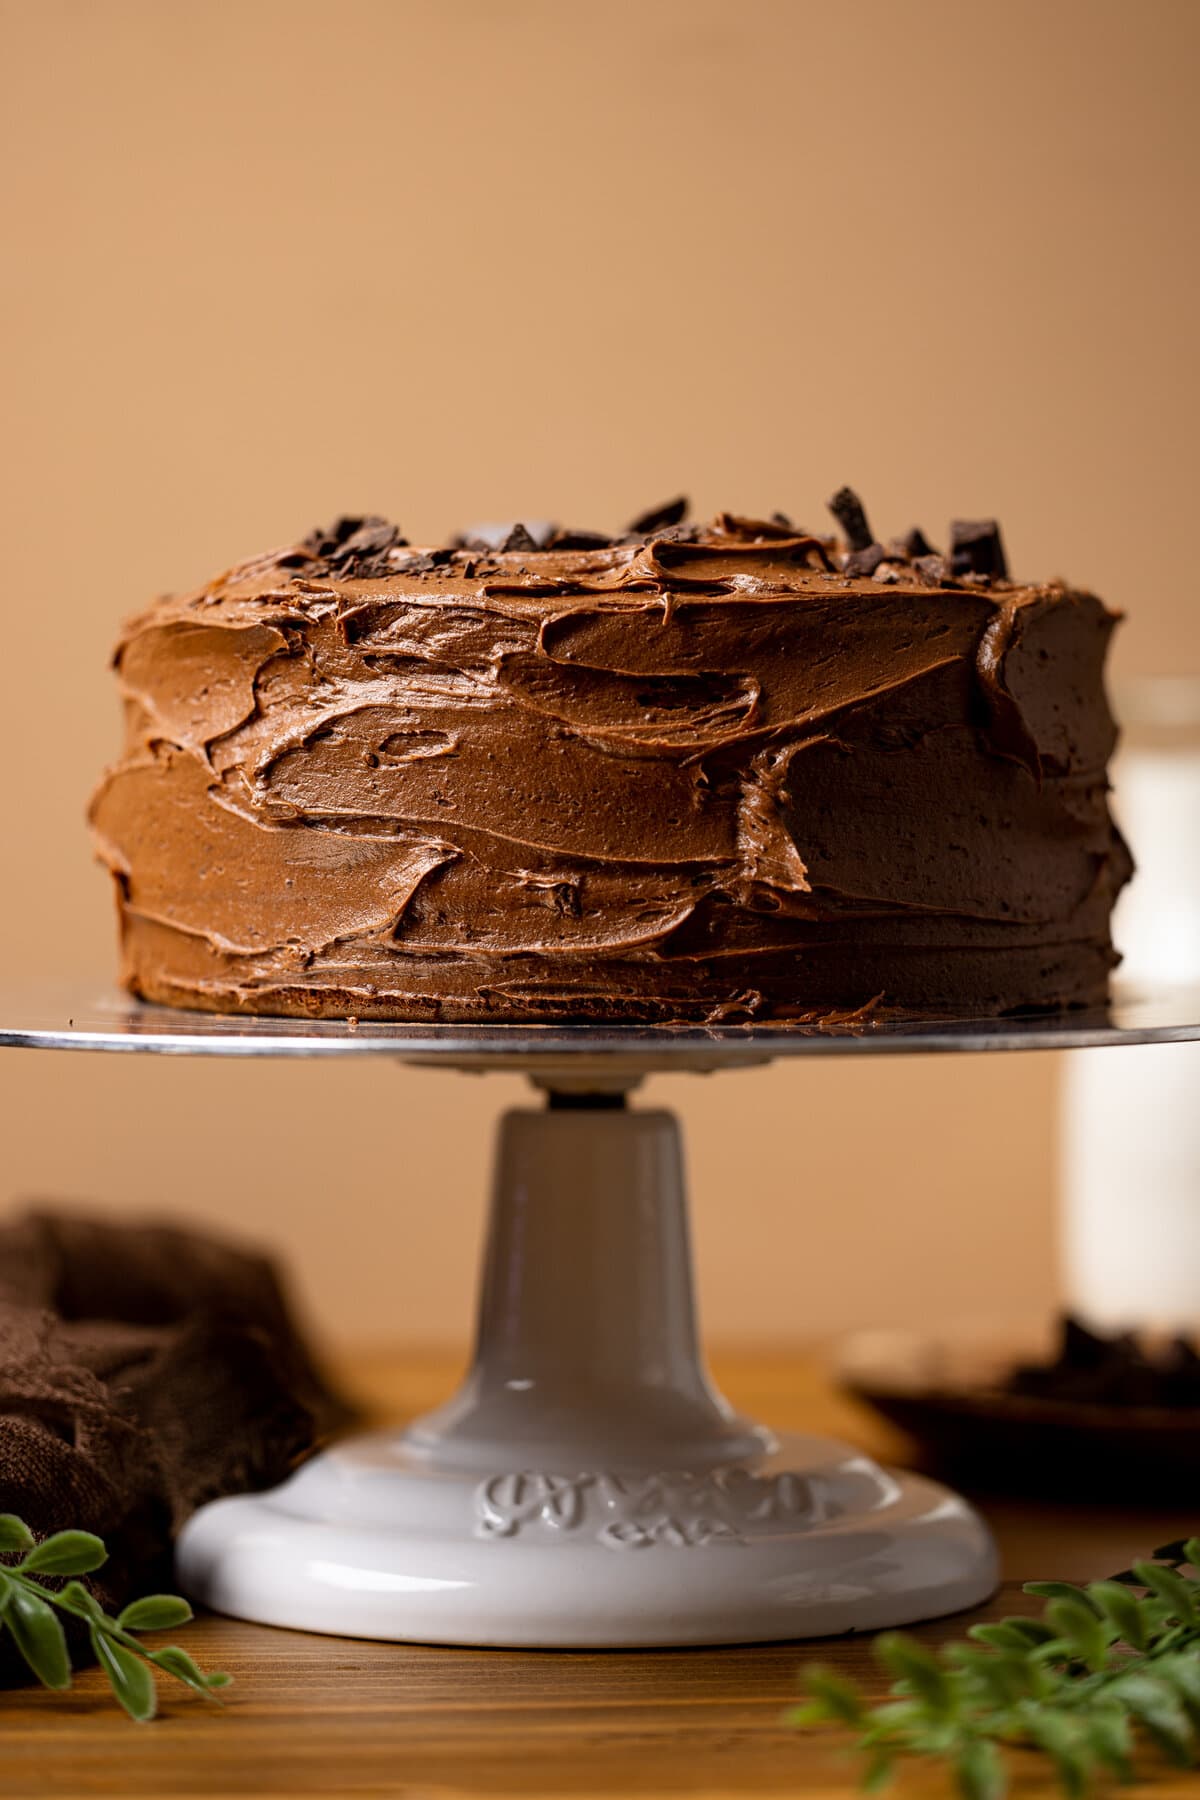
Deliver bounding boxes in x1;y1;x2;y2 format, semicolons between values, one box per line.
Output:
6;1352;1197;1799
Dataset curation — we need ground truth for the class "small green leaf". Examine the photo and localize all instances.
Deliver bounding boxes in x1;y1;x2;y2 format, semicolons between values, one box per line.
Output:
946;1646;1030;1707
1045;1597;1110;1671
3;1584;71;1689
1086;1580;1148;1650
1113;1672;1195;1766
874;1633;955;1712
1081;1708;1132;1780
90;1628;157;1722
18;1530;107;1576
117;1594;193;1633
801;1667;867;1725
784;1700;829;1727
955;1735;1007;1800
1024;1581;1099;1611
1157;1654;1200;1721
868;1697;929;1732
862;1751;896;1792
1028;1711;1092;1799
968;1622;1039;1652
54;1580;104;1621
0;1514;36;1552
1183;1538;1200;1573
204;1671;233;1689
1133;1561;1197;1622
148;1643;225;1695
1005;1618;1058;1646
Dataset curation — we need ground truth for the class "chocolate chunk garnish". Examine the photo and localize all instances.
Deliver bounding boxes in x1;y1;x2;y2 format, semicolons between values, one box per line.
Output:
950;518;1008;581
827;486;873;552
333;519;404;560
395;548;456;575
913;553;949;585
844;542;887;577
545;528;613;551
715;512;805;542
626;496;689;536
303;515;374;556
899;526;934;559
298;515;408;578
453;520;556;552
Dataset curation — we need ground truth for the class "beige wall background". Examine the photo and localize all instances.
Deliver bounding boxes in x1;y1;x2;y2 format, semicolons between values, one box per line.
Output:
2;0;1197;1353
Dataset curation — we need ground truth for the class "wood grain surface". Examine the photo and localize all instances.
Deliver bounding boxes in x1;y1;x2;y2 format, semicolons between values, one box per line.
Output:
4;1352;1197;1800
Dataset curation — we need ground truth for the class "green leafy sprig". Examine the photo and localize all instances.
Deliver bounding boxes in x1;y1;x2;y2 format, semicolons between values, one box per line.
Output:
0;1513;230;1720
789;1537;1200;1799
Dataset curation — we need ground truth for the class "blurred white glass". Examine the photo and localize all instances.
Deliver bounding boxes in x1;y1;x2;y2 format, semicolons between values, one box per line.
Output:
1061;679;1200;1332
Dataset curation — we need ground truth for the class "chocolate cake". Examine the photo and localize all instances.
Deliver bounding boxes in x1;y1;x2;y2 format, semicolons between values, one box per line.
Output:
90;494;1131;1024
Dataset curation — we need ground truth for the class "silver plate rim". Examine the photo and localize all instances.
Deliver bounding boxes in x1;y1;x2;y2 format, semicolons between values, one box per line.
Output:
1;981;1198;1069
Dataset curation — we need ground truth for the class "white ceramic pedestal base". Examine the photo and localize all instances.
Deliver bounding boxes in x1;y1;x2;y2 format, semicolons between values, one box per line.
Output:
177;1430;995;1647
177;1097;998;1646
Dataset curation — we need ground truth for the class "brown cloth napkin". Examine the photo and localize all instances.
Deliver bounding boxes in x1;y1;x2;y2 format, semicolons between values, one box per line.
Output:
0;1209;351;1679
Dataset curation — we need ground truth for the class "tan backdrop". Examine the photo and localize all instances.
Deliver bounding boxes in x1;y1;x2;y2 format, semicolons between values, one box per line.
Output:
2;0;1196;1352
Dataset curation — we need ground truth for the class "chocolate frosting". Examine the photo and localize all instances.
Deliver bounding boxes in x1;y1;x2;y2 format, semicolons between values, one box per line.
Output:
90;509;1131;1023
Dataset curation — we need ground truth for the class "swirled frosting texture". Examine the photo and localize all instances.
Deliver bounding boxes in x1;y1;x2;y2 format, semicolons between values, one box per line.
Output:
90;514;1130;1022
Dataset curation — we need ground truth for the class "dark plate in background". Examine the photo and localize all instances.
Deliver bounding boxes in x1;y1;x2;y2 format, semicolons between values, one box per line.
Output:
837;1327;1200;1500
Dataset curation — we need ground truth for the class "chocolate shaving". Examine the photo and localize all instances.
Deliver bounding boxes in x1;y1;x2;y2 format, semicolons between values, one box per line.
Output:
282;500;1006;590
303;515;383;556
545;529;612;551
950;518;1009;581
844;542;888;578
913;553;950;585
626;496;689;536
827;486;873;552
898;526;934;559
452;520;557;553
643;520;701;545
299;515;409;579
715;512;806;542
394;548;456;576
340;520;398;554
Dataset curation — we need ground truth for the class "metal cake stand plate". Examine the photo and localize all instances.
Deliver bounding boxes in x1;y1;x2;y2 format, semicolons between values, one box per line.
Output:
4;982;1200;1649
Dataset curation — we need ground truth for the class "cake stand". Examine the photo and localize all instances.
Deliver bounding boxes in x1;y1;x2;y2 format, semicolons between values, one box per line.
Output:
4;983;1200;1649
